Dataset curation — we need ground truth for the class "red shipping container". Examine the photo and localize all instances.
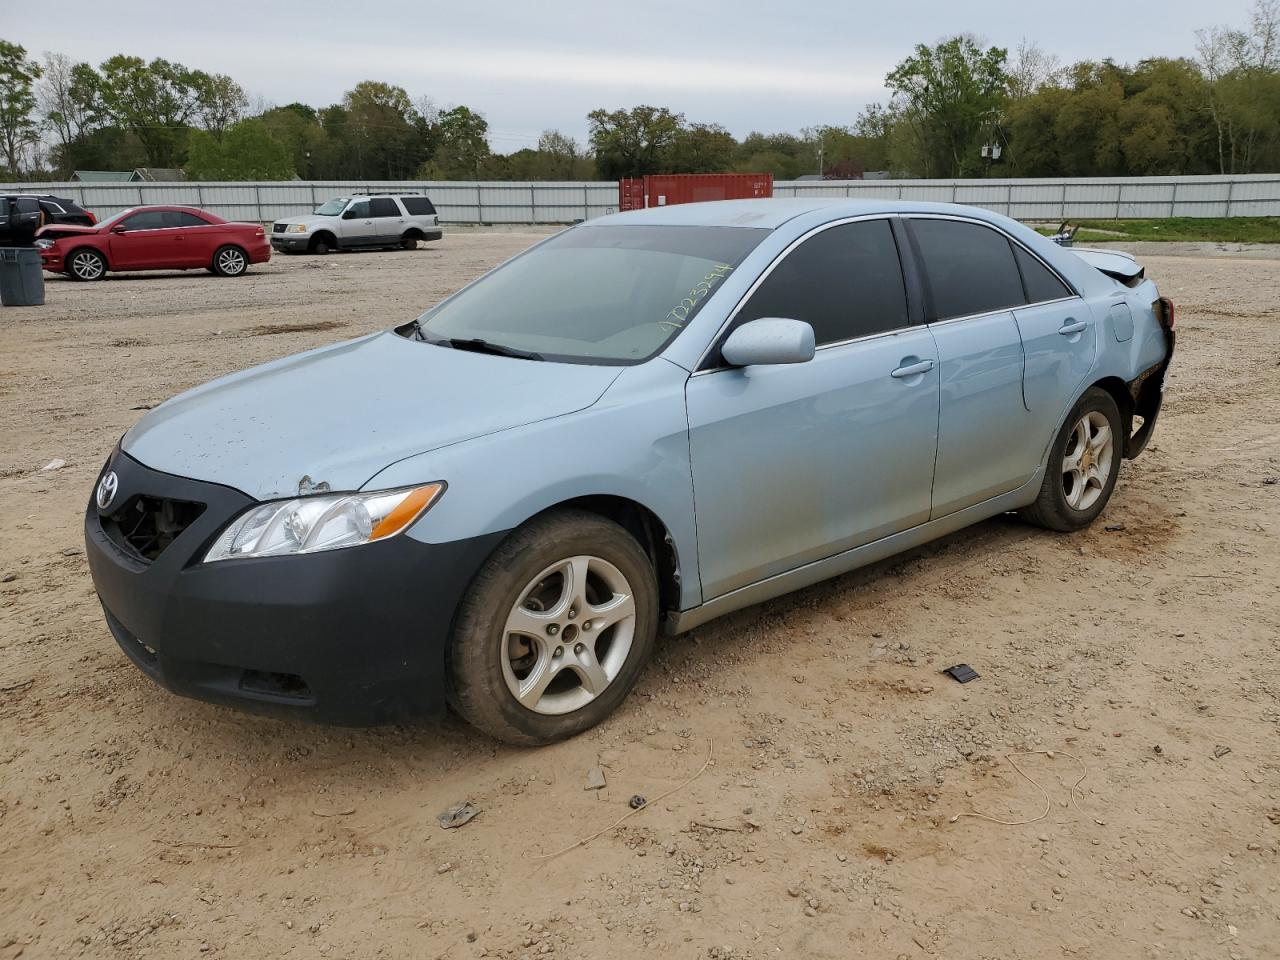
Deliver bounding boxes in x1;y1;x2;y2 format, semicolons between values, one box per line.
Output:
618;177;646;211
617;173;772;211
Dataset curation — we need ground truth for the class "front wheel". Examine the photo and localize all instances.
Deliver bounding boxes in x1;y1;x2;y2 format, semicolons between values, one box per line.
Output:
447;510;658;745
67;247;107;281
1020;387;1123;532
211;245;248;277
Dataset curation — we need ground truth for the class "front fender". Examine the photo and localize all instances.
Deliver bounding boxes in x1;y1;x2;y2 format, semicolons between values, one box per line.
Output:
364;358;702;609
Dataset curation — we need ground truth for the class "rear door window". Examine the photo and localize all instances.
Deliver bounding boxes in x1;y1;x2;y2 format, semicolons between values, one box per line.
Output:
167;211;210;227
1012;244;1072;303
733;219;909;348
370;197;400;218
401;196;436;216
909;218;1025;320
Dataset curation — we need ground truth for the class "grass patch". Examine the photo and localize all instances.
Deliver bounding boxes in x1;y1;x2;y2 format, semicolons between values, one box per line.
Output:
1033;217;1280;244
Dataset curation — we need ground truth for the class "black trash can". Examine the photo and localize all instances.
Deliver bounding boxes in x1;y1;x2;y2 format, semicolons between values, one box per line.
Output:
0;247;46;306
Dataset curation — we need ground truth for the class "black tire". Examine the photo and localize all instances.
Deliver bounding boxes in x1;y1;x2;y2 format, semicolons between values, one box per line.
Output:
447;510;659;745
400;235;420;250
211;245;248;277
1019;387;1123;532
309;235;333;255
67;247;107;281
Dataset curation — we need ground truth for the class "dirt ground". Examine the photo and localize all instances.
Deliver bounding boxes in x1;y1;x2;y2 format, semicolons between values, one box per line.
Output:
1;233;1278;960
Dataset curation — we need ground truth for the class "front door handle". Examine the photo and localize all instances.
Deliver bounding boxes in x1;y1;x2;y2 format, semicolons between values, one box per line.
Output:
1058;319;1088;335
890;358;935;379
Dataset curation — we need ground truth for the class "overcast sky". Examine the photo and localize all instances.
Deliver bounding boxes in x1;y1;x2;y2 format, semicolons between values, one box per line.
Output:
4;0;1257;150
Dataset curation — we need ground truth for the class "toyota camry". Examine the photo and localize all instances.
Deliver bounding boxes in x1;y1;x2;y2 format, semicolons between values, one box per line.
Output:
84;199;1174;745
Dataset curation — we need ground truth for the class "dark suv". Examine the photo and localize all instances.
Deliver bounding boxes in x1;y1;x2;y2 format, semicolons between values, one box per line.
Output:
1;195;96;246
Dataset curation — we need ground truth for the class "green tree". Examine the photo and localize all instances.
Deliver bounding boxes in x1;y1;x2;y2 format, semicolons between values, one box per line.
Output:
62;124;147;173
1197;0;1280;172
0;40;43;176
259;103;328;179
731;131;810;179
536;129;584;179
185;117;293;180
669;122;736;172
885;36;1010;177
1118;58;1214;174
340;81;424;178
587;105;682;178
421;105;490;179
191;71;247;140
91;55;203;167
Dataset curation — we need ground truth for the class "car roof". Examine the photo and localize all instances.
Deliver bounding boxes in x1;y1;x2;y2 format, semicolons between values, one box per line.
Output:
3;194;79;202
588;198;1005;230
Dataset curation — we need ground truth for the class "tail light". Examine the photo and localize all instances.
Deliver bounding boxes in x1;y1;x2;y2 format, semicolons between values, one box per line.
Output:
86;211;97;225
254;226;265;237
1156;297;1175;330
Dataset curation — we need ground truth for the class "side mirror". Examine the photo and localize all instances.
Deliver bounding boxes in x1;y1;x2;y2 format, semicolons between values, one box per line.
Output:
721;317;815;367
110;224;127;233
341;209;357;220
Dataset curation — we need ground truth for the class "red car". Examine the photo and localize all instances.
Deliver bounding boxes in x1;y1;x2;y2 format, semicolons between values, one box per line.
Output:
35;205;270;281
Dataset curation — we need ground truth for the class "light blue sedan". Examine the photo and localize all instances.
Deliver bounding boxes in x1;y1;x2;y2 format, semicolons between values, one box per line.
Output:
84;199;1175;744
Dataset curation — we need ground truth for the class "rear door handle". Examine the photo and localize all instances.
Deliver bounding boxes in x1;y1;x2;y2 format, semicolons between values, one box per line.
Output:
890;359;935;379
1058;319;1088;335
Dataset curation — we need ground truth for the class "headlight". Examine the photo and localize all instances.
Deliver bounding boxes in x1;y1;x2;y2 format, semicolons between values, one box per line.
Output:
203;483;444;562
34;238;55;249
286;223;309;234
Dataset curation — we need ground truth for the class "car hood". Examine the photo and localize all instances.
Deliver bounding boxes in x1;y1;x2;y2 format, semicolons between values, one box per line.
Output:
37;223;99;240
122;332;624;500
273;215;337;230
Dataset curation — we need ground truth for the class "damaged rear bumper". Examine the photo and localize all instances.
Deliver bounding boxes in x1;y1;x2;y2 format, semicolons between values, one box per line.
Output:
1124;325;1175;459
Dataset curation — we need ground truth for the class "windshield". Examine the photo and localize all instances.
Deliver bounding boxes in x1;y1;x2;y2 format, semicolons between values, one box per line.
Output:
415;225;768;364
315;197;350;216
96;208;135;227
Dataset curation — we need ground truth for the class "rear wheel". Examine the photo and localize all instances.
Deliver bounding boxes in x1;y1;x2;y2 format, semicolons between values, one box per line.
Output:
67;247;106;281
1020;387;1122;532
400;235;420;250
447;510;658;745
211;245;248;277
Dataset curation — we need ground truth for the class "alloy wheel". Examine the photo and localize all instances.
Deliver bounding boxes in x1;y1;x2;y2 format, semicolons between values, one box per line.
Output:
71;250;104;280
500;555;637;716
217;248;247;275
1062;410;1113;511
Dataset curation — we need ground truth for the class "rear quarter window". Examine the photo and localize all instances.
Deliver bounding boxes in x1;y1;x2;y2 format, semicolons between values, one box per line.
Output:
168;211;210;227
1013;244;1073;303
400;196;436;216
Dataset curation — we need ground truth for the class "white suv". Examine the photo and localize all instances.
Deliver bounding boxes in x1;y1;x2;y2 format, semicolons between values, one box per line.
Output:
271;193;443;255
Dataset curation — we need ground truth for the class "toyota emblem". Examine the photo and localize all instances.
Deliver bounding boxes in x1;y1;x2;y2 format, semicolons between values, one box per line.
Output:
96;471;118;511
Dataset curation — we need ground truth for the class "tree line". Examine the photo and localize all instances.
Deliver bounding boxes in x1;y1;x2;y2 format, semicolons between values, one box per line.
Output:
1;2;1277;183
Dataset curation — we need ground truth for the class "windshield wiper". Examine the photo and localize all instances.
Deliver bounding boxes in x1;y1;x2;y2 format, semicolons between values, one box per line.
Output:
447;338;544;361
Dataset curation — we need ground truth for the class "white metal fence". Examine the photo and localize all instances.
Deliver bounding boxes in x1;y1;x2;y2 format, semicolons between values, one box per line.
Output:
3;174;1278;224
0;180;620;225
776;174;1280;220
